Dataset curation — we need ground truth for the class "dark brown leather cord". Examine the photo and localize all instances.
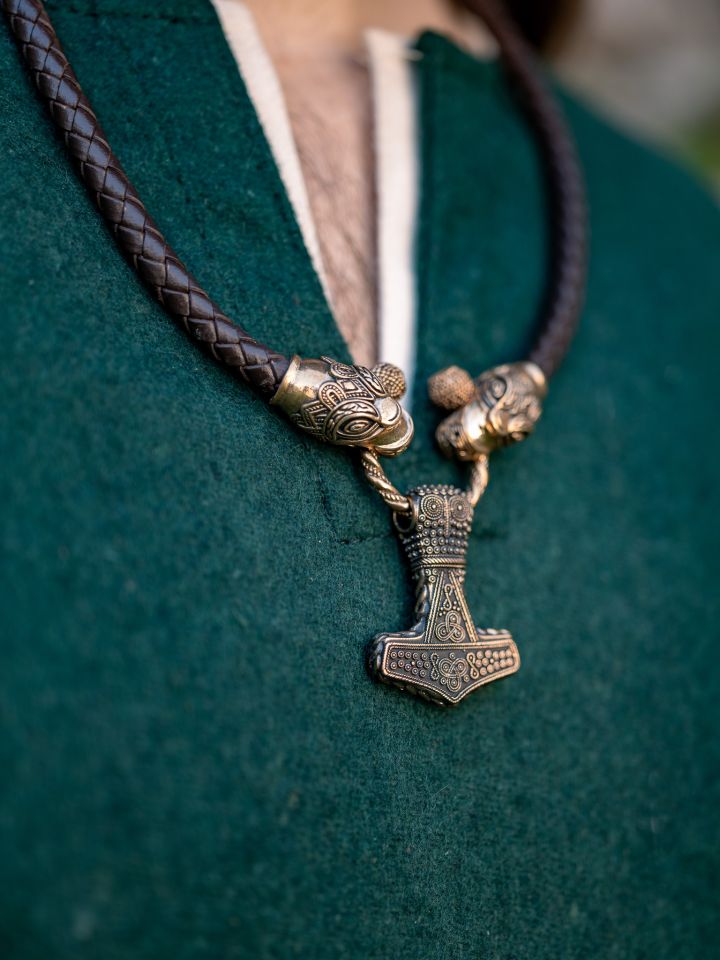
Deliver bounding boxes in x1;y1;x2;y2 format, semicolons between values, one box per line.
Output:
462;0;587;379
4;0;586;394
2;0;290;398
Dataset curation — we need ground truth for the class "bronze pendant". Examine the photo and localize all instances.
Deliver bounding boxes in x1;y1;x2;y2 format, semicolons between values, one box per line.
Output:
368;485;519;706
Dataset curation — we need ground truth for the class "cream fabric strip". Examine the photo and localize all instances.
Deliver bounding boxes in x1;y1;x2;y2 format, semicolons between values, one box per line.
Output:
210;0;328;292
209;0;421;403
366;29;419;401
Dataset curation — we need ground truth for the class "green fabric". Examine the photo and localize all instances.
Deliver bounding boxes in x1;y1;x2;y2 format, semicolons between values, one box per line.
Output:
2;3;719;957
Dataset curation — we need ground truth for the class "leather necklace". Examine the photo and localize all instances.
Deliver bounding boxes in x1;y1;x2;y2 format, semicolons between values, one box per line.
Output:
4;0;587;705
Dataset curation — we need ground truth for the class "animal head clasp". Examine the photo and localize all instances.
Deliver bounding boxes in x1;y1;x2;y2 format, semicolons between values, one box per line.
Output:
272;356;414;456
431;361;547;462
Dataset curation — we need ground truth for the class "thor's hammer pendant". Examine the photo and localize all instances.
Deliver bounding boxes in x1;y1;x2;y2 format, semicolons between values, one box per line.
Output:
368;484;520;706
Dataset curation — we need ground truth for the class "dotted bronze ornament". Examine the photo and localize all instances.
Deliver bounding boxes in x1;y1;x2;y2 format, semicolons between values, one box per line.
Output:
371;362;407;400
428;365;476;411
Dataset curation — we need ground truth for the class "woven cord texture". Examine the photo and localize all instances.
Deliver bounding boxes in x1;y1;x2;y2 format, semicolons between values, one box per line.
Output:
4;0;586;391
2;0;290;398
463;0;588;379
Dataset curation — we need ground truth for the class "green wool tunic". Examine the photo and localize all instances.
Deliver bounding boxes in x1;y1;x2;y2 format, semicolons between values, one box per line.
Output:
1;2;719;957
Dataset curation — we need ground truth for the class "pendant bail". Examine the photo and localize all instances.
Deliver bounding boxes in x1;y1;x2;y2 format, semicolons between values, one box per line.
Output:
360;450;413;514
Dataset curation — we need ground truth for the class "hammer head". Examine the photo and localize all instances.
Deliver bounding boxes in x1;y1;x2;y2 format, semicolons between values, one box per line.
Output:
370;628;520;706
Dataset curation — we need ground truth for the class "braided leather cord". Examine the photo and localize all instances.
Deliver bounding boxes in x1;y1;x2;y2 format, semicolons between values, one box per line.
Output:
463;0;587;379
4;0;586;395
2;0;290;398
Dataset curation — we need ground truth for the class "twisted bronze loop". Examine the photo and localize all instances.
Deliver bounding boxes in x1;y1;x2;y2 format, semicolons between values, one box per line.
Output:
360;452;413;514
360;451;489;514
466;456;490;507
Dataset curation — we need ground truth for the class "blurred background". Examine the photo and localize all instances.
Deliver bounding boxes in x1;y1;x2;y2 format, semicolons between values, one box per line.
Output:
510;0;720;193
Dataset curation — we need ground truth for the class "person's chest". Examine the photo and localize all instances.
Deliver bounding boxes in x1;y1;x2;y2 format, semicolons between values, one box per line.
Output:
220;0;495;369
2;3;720;957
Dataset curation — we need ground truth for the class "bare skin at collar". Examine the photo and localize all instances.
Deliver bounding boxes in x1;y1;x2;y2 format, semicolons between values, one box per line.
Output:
242;0;489;367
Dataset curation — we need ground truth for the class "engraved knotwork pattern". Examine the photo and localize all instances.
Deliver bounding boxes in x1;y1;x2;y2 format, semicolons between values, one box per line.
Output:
293;359;392;445
434;583;466;642
431;653;468;693
274;356;413;455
